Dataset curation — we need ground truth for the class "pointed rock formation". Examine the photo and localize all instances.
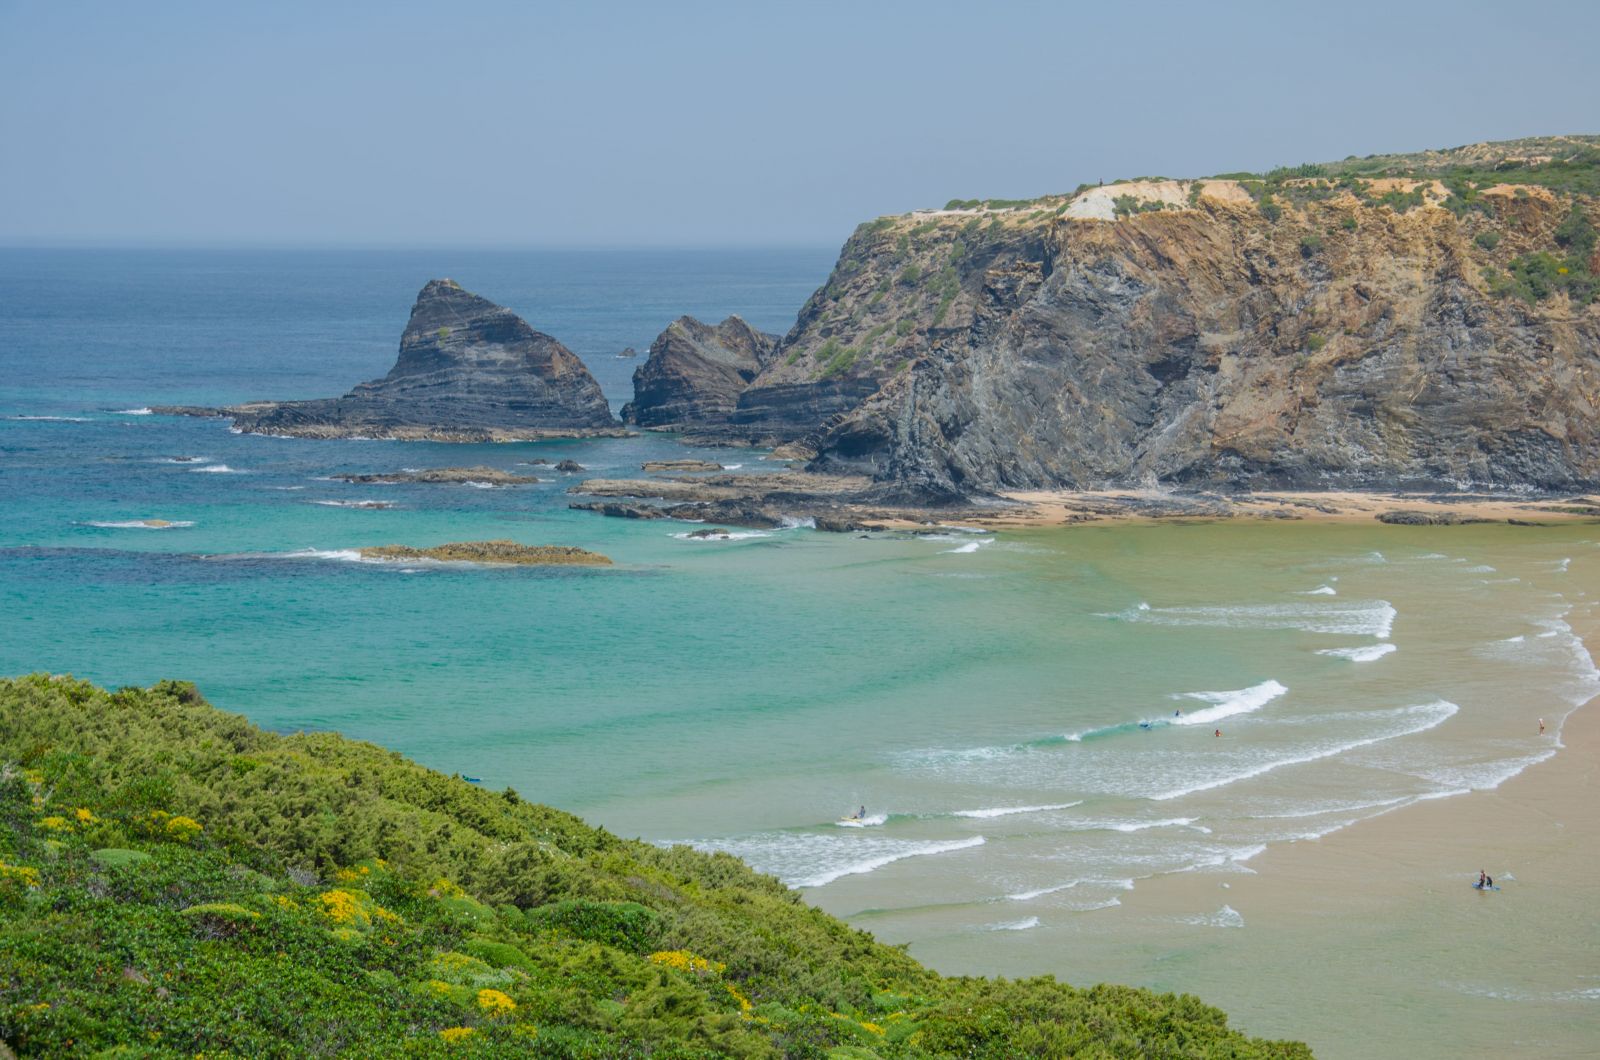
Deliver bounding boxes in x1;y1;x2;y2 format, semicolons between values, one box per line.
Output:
620;315;776;427
174;280;622;441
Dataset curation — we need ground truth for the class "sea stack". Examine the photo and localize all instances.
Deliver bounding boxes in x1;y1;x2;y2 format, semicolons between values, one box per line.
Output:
620;315;777;427
176;280;621;441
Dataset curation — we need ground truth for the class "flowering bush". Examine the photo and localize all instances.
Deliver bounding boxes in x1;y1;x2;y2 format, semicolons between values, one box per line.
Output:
438;1026;475;1043
648;950;725;976
476;988;516;1016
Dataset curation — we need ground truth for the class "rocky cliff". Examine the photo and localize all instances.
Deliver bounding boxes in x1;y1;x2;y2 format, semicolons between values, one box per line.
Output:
725;136;1600;500
620;315;776;427
182;279;620;440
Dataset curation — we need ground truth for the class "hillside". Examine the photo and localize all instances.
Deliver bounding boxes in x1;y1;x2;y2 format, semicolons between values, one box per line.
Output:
0;675;1308;1058
682;136;1600;502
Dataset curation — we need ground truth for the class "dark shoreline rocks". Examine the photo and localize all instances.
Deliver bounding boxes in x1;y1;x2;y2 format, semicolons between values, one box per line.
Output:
620;316;776;427
334;467;539;486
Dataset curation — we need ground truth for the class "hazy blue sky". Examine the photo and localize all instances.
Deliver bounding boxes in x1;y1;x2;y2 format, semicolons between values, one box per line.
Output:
2;0;1596;247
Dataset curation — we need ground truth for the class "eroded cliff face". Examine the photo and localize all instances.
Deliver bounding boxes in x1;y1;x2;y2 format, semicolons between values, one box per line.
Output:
734;156;1599;499
225;279;618;438
620;315;776;427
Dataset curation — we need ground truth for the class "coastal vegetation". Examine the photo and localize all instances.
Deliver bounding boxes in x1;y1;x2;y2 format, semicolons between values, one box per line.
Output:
0;675;1309;1058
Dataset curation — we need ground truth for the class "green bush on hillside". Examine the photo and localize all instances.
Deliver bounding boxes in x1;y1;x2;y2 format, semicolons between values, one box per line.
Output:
0;675;1311;1058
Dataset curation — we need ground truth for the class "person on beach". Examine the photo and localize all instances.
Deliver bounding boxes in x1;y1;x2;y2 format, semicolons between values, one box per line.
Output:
1539;718;1546;735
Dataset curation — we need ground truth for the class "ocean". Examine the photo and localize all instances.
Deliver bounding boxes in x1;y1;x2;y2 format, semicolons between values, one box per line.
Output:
2;247;1596;1057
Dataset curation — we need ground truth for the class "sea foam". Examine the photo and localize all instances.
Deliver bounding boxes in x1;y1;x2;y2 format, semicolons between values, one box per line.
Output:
1170;680;1287;726
1316;643;1398;663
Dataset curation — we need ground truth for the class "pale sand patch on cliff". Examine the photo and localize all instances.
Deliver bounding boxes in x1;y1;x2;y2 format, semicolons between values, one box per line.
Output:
961;490;1600;529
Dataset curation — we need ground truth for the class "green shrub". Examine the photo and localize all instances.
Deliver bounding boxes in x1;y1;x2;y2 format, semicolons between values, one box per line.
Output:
1475;231;1501;251
1340;216;1359;232
1299;234;1323;257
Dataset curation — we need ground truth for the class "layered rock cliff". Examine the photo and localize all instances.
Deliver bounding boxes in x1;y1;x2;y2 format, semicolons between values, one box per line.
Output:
620;315;776;427
185;279;620;440
721;136;1600;499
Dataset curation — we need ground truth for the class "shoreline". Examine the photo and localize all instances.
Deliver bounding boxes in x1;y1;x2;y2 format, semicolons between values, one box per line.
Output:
1093;612;1600;1058
969;488;1600;530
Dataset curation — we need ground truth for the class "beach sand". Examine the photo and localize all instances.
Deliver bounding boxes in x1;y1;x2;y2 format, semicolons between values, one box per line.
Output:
1104;626;1600;1058
969;489;1600;530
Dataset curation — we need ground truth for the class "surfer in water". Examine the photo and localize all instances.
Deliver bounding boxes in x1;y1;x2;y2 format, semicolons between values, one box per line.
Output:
1478;870;1487;888
852;805;866;821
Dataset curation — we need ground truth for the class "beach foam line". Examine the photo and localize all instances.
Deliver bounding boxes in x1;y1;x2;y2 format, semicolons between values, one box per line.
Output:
190;463;245;474
986;916;1040;931
1007;878;1135;901
1170;680;1287;726
310;499;394;509
794;836;986;889
941;538;994;554
5;414;91;422
1151;700;1460;801
950;801;1081;819
1115;599;1396;638
1298;585;1338;596
1176;904;1244;928
1317;643;1398;663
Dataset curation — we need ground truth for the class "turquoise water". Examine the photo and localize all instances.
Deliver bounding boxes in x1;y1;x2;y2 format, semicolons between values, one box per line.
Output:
3;249;1597;1056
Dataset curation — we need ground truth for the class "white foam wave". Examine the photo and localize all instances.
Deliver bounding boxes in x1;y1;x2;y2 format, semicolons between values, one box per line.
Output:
1007;878;1134;901
85;519;194;529
779;516;816;530
464;481;498;489
987;916;1040;931
1152;700;1459;801
1122;600;1395;638
191;464;245;474
6;414;91;421
1317;643;1398;663
113;407;153;415
283;548;367;562
794;836;986;888
833;814;888;828
941;538;994;554
1176;904;1244;928
671;529;772;541
311;500;393;509
1170;680;1287;726
159;456;209;464
951;801;1081;819
1298;585;1338;595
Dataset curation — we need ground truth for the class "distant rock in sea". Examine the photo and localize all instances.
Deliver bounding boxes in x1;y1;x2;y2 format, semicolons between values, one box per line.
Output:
334;466;540;485
355;540;612;566
156;280;625;442
621;316;777;428
616;346;639;358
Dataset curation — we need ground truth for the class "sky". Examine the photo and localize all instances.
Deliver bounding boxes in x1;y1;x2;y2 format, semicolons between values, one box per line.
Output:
2;0;1597;248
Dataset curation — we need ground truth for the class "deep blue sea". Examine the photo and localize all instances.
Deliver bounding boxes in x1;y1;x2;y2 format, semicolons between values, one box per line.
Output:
2;247;1596;1057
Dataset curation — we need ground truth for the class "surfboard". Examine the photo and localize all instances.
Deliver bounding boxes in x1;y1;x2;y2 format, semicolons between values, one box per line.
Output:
1472;882;1501;891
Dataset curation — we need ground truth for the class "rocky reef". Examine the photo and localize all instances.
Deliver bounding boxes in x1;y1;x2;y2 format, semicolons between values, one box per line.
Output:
620;315;776;427
355;540;611;565
159;280;624;441
334;466;540;485
662;136;1600;502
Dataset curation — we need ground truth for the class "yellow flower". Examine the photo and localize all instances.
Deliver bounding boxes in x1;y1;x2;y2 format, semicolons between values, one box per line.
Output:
426;979;454;998
438;1026;475;1043
165;816;203;842
38;816;69;832
319;889;364;926
0;862;41;889
648;950;725;976
430;877;465;898
74;807;96;823
726;983;754;1013
476;988;516;1016
270;895;299;910
861;1021;886;1035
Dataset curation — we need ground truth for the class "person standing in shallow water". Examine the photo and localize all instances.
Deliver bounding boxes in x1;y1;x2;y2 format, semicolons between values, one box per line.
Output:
1214;729;1221;738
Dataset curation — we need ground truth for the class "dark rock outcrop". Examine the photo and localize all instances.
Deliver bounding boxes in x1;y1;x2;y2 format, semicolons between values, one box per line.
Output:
620;316;777;427
169;280;621;441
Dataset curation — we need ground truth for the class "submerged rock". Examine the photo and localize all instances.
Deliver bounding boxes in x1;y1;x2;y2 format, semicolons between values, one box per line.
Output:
334;467;539;485
641;459;723;473
355;540;611;565
554;460;587;473
621;316;777;427
163;280;623;441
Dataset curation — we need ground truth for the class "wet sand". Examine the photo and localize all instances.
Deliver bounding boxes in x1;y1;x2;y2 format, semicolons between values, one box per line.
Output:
976;489;1600;529
1110;626;1600;1058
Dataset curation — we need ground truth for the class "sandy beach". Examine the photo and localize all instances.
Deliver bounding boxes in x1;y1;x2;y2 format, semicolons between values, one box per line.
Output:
973;488;1600;530
1103;618;1600;1058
